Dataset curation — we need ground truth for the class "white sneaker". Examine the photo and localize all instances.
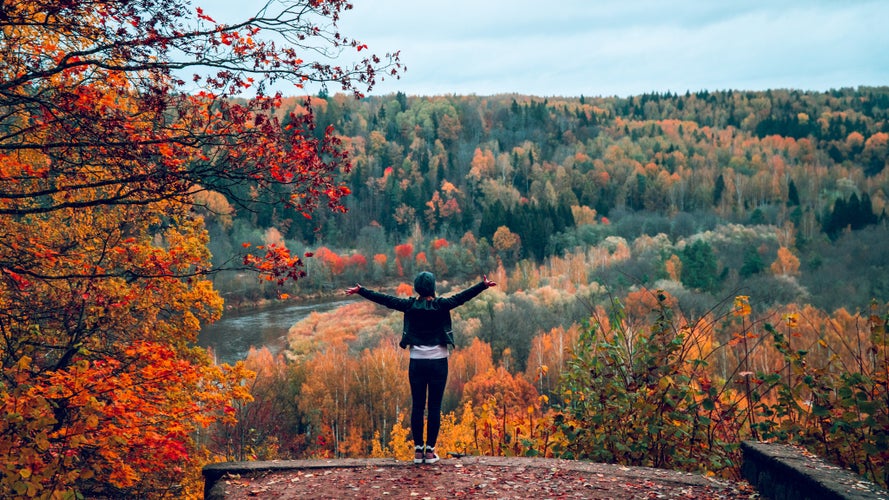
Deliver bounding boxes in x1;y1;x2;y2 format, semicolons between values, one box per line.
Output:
424;446;440;464
413;445;425;464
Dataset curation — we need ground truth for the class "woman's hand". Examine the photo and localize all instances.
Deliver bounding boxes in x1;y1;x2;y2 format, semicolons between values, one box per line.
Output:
483;275;497;288
344;284;362;295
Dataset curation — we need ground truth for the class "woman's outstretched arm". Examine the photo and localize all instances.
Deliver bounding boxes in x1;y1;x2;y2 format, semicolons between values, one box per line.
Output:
344;283;412;311
439;275;496;309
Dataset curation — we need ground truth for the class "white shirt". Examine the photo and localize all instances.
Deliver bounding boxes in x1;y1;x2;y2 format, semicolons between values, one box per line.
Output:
409;344;449;359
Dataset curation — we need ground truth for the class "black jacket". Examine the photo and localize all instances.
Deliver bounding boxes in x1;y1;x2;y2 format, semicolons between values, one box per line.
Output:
357;281;489;348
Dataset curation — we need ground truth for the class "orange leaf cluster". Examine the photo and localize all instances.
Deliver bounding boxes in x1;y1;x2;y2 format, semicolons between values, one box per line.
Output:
394;243;414;259
431;237;450;250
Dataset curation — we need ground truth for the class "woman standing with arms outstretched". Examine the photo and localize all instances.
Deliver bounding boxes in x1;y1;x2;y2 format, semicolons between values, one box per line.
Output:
345;272;496;464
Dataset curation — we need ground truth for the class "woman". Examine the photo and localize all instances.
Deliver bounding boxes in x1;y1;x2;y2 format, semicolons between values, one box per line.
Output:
345;272;496;464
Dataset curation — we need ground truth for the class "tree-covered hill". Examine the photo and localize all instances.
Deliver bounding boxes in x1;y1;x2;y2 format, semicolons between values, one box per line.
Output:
205;87;889;312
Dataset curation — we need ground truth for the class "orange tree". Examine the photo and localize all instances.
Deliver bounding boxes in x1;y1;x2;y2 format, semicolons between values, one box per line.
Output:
0;1;400;498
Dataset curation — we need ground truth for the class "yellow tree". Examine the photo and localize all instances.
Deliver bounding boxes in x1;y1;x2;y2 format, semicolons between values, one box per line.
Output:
461;367;540;456
492;226;522;265
468;148;496;181
665;254;683;281
524;325;581;396
770;247;801;276
445;338;495;411
355;342;410;453
299;342;361;458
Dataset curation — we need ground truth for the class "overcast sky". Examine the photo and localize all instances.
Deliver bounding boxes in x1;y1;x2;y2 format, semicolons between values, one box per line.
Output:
207;0;889;98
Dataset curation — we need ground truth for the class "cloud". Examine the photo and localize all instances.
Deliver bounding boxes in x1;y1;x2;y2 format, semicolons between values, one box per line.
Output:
210;0;889;97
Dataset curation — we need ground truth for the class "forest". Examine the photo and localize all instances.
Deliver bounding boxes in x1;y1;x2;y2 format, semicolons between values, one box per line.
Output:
1;0;887;498
208;86;889;489
209;88;889;315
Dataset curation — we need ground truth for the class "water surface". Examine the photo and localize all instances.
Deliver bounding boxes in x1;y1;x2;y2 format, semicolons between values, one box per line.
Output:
197;298;355;364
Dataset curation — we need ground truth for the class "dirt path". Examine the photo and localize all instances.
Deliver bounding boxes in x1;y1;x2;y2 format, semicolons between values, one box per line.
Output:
209;457;758;499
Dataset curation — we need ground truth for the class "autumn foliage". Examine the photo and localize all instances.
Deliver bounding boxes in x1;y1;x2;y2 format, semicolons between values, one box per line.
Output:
0;0;400;497
228;280;888;491
555;290;889;485
6;0;887;495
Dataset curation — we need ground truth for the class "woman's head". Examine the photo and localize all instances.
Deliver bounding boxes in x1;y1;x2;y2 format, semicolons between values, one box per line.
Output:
413;271;435;297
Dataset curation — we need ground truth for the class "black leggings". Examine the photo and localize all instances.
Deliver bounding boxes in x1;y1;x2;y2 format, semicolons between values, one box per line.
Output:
408;357;448;448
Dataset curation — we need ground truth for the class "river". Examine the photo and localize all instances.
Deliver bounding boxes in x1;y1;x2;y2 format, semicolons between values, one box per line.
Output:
197;297;355;365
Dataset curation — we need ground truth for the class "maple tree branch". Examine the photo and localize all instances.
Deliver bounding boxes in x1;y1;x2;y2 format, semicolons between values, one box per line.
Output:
0;0;400;97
